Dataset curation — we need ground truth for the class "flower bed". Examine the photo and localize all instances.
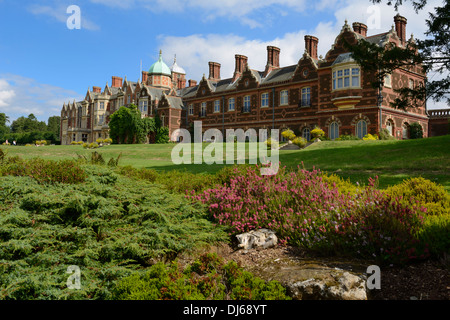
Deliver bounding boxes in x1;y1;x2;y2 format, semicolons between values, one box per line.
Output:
189;165;434;264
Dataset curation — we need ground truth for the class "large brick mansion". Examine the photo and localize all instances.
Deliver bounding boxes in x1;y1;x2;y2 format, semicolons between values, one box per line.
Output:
61;14;431;145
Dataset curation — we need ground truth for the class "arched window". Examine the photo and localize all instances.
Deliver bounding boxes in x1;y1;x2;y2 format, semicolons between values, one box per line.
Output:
386;120;393;136
402;123;409;139
356;120;367;139
329;122;339;140
302;127;311;141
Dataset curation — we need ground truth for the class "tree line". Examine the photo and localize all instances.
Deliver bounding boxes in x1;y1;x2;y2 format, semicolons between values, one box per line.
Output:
0;113;61;145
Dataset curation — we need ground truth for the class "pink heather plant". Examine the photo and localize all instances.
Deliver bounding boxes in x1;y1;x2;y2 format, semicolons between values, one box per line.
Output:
188;165;429;264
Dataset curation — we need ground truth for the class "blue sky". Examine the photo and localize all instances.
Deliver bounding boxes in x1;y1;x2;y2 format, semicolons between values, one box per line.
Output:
0;0;447;123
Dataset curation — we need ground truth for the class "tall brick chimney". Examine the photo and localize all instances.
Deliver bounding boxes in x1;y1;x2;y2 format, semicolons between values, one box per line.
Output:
92;86;101;93
304;35;319;60
208;62;221;81
352;22;368;37
112;76;123;88
233;54;248;82
188;79;197;87
264;46;280;76
394;14;407;44
142;71;148;84
178;78;186;89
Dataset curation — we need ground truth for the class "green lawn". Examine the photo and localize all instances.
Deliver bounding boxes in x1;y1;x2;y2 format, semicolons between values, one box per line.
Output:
2;135;449;191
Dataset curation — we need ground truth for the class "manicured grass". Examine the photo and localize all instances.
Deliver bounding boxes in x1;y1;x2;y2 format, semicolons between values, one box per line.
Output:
2;135;449;191
279;135;450;191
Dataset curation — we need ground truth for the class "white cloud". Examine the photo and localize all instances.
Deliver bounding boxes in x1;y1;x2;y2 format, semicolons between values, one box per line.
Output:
0;79;16;108
158;19;340;81
28;4;100;31
0;74;82;122
159;30;307;82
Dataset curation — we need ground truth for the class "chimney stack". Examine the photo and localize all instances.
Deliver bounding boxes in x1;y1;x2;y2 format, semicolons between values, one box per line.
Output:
208;62;221;81
142;71;148;84
264;46;280;76
188;79;197;87
304;35;319;60
92;86;101;93
111;76;123;88
352;22;368;37
177;78;186;89
233;54;248;82
394;14;407;44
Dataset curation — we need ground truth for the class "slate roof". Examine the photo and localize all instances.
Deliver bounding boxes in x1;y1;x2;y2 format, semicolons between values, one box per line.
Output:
261;64;297;85
331;52;356;66
178;85;198;98
166;96;185;110
365;32;389;47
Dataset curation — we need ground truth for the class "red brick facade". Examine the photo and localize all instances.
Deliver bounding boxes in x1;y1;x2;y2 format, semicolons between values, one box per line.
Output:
180;16;429;141
62;16;439;145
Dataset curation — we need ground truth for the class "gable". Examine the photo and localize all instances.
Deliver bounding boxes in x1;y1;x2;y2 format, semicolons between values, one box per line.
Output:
292;54;319;82
195;78;213;98
323;25;360;67
236;68;259;90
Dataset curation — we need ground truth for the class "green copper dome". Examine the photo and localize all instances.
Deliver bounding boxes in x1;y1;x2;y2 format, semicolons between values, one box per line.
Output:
149;50;172;76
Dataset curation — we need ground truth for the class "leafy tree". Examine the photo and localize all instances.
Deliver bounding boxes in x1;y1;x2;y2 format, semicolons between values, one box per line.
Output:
346;0;449;110
142;117;157;143
109;104;158;144
109;105;138;144
156;126;170;144
11;114;47;133
0;113;9;127
0;113;9;139
47;116;61;140
409;122;424;138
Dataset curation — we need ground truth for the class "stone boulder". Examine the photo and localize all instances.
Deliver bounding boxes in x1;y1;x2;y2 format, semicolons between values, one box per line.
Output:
236;229;278;250
245;255;369;300
288;270;367;300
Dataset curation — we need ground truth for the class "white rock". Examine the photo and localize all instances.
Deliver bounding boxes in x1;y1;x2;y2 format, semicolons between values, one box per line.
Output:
236;229;278;250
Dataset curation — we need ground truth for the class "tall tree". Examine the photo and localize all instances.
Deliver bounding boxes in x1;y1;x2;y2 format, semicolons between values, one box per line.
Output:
0;113;9;139
0;113;9;127
347;0;449;110
47;116;61;140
